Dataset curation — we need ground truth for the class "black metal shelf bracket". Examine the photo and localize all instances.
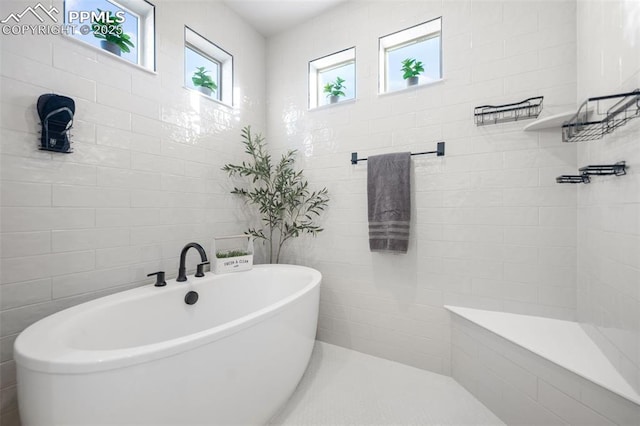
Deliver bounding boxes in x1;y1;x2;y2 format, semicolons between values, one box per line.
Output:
474;96;543;126
556;175;591;184
556;161;627;184
579;161;626;176
351;141;445;165
562;90;640;142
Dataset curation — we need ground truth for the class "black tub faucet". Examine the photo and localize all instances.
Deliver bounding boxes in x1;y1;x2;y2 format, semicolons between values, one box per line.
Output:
177;242;208;282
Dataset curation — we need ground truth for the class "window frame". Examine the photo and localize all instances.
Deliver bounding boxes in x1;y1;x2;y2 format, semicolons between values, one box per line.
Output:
308;47;356;109
184;25;233;107
184;44;222;102
63;0;156;71
378;17;442;94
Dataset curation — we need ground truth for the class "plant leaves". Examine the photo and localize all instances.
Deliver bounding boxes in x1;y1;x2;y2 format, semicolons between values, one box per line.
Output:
221;125;330;263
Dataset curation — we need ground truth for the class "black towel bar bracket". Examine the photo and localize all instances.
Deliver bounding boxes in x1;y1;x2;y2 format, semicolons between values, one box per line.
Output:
351;141;445;165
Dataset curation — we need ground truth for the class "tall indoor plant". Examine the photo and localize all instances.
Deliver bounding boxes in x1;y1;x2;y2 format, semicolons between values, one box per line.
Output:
222;126;329;264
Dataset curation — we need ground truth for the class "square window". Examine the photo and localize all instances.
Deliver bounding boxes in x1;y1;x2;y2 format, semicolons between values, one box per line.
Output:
184;26;233;106
379;18;442;94
64;0;155;71
309;47;355;109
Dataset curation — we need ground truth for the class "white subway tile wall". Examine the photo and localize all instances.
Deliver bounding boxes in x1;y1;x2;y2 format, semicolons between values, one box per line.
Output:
0;0;266;423
266;0;578;375
576;0;640;397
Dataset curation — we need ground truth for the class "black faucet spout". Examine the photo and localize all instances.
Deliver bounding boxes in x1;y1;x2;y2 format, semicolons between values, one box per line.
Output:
177;242;208;282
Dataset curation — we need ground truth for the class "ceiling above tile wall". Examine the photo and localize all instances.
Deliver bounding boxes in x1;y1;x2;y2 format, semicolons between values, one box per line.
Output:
224;0;347;37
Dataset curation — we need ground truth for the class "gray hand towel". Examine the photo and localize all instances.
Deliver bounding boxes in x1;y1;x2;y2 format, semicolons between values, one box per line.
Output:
367;152;411;253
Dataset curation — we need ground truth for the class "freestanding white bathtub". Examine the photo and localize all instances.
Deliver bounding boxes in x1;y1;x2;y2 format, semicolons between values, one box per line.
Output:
14;264;321;426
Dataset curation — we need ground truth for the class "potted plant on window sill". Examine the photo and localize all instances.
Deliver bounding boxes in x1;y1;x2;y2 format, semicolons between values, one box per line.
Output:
401;58;424;87
91;9;134;57
192;66;218;97
323;76;346;104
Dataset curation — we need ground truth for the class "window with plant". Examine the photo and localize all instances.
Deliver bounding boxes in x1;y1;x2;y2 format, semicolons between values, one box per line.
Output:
222;126;330;264
309;47;356;108
184;26;232;105
64;0;155;70
185;46;220;99
379;18;442;93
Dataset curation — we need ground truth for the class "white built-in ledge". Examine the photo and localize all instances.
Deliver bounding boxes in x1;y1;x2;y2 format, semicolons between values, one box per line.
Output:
522;111;576;131
445;305;640;405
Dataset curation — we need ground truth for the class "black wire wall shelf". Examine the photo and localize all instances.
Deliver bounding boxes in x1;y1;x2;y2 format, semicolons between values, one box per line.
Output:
556;161;626;184
562;90;640;142
474;96;543;126
350;142;445;164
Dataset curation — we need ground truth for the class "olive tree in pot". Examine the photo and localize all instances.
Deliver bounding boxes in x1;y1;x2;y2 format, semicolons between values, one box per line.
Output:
222;126;330;264
323;76;346;104
92;9;134;57
401;58;424;86
192;67;217;96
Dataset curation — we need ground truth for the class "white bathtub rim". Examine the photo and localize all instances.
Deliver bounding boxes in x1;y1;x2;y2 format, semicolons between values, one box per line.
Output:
446;305;640;406
15;264;321;375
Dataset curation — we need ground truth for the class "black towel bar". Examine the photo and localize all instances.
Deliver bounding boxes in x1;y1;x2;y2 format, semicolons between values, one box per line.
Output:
351;141;445;165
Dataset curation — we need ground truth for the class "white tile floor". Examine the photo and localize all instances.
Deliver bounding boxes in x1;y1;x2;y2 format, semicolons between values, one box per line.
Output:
269;341;504;425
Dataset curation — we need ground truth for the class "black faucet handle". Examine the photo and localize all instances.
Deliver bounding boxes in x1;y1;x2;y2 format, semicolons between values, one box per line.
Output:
195;262;210;278
147;271;166;287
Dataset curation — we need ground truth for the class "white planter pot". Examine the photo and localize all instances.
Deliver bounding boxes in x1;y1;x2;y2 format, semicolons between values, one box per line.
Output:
212;235;254;274
212;254;253;274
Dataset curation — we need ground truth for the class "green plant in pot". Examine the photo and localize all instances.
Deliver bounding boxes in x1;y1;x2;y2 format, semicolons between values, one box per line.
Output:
401;58;424;86
192;66;218;96
323;76;346;104
222;126;329;264
91;9;134;57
